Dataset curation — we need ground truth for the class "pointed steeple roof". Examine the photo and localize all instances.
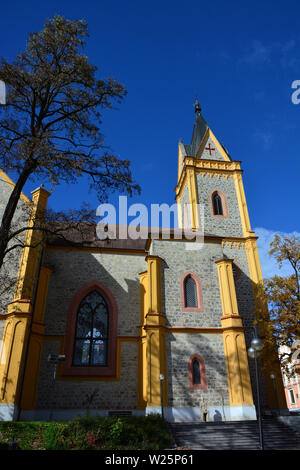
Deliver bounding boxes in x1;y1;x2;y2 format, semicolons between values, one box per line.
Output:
183;99;208;157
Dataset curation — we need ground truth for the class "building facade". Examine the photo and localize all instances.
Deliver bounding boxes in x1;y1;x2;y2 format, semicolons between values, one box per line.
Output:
0;103;287;421
280;345;300;412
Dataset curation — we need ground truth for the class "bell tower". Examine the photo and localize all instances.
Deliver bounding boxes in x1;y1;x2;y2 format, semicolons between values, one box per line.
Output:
175;100;287;413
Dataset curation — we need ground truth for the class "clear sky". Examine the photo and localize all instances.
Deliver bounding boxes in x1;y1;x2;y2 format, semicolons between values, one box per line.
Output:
0;0;299;276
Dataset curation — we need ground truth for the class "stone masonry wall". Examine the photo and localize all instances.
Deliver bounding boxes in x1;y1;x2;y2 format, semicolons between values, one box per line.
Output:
151;238;230;407
196;173;244;238
36;339;138;410
35;248;146;410
166;332;230;409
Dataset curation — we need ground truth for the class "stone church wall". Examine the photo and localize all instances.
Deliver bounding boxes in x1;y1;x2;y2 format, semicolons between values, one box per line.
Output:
151;238;230;408
195;173;243;237
166;333;230;409
35;249;146;410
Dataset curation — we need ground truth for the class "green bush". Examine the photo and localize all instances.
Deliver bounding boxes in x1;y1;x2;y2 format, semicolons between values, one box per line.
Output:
0;414;172;450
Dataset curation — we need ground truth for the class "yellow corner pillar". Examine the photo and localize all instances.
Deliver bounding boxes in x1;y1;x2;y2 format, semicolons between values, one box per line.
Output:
186;167;199;230
245;237;287;410
144;256;167;409
20;266;52;410
0;187;50;418
138;271;148;409
216;259;254;408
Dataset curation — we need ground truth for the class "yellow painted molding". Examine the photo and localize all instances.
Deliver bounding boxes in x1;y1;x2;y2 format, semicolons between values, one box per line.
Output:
215;258;254;406
215;259;239;317
186;167;199;230
20;265;52;409
7;299;32;315
208;129;232;162
232;172;252;237
146;256;163;314
223;330;254;406
0;316;30;404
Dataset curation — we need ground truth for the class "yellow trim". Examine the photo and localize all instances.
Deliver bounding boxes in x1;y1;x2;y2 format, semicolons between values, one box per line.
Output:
20;266;52;409
195;128;231;163
208;129;231;162
14;187;51;301
216;258;254;407
0;316;31;403
0;168;31;206
137;257;168;408
232;172;252;237
0;187;50;408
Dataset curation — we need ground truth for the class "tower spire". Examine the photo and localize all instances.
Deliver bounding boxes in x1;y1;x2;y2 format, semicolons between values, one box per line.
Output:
193;96;201;115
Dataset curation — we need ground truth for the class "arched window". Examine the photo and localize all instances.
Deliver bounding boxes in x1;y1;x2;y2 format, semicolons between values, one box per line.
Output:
184;275;197;308
73;290;109;366
210;190;228;218
212;192;223;215
188;354;207;390
64;280;118;377
192;358;201;385
181;272;204;312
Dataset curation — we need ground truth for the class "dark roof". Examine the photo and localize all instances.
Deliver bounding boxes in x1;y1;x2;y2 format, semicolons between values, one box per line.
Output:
46;223;221;251
183;111;208;157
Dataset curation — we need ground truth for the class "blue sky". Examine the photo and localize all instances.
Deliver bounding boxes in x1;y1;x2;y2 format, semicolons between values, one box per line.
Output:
1;0;299;277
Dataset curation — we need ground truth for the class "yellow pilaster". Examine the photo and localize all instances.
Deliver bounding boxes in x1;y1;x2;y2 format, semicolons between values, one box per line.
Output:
138;271;148;409
0;187;50;410
143;256;167;408
216;258;254;406
232;171;252;237
186;167;199;230
14;186;51;301
245;237;287;410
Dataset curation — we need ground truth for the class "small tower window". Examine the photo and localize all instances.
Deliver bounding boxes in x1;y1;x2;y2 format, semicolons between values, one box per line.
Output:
212;192;223;215
192;358;201;385
181;272;204;312
188;354;207;390
184;275;197;308
210;190;228;218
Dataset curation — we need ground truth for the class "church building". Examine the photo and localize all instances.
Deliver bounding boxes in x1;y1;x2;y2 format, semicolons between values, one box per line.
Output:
0;102;287;421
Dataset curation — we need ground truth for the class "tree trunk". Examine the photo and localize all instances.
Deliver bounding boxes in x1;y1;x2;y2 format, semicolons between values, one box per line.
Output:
0;164;33;271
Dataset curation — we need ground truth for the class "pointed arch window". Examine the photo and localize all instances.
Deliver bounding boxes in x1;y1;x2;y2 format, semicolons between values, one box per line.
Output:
184;275;197;308
181;272;203;312
210;190;228;218
212;192;223;215
63;280;118;377
192;358;201;385
188;354;207;390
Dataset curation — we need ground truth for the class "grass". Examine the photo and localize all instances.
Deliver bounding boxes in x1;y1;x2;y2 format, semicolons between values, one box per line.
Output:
0;414;172;450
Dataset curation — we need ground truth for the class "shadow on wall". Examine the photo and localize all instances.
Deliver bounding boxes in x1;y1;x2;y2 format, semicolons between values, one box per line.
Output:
164;259;278;420
32;249;145;411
